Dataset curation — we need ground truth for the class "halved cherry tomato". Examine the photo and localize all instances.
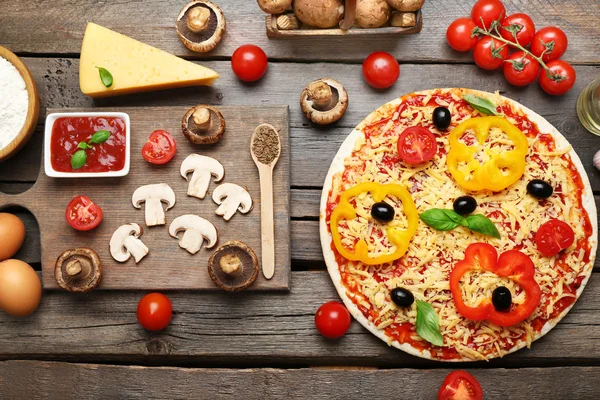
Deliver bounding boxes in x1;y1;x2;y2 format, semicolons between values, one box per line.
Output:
535;219;575;257
500;13;536;47
362;52;400;89
315;301;351;339
137;293;173;331
397;126;438;164
503;51;540;86
438;370;483;400
473;36;509;70
539;60;576;96
231;44;268;82
446;18;479;52
142;130;176;165
65;195;103;231
471;0;505;29
531;26;568;62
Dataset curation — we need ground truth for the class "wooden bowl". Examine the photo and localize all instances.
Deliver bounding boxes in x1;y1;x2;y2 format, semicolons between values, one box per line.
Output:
0;46;40;162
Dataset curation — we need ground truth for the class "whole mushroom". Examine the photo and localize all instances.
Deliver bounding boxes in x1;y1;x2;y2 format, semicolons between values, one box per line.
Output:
300;78;348;125
182;105;226;145
293;0;344;28
176;0;226;53
55;248;102;293
208;241;259;292
386;0;424;12
355;0;391;28
257;0;292;14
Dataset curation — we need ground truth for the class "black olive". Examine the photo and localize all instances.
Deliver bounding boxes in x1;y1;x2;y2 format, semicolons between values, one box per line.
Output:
492;286;512;312
432;107;452;130
527;179;553;199
391;287;414;308
453;196;477;215
371;202;395;223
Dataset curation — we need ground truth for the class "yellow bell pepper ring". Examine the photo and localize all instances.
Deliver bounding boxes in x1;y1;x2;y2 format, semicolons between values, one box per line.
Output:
329;183;418;265
446;116;528;192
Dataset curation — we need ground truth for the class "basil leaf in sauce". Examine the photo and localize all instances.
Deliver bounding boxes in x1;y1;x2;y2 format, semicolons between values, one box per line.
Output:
90;130;111;144
463;94;501;116
465;214;501;239
96;66;113;88
71;149;87;170
415;300;444;347
77;141;89;150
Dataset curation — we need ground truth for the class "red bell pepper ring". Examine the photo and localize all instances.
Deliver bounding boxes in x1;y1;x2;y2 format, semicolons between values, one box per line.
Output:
450;243;542;327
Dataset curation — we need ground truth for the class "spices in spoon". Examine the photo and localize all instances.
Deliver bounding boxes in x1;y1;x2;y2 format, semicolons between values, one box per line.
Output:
252;125;280;165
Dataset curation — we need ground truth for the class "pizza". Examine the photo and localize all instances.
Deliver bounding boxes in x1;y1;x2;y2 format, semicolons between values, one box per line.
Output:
319;88;597;361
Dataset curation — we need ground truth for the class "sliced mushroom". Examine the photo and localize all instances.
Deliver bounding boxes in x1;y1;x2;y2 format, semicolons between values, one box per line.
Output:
355;0;391;28
132;183;176;227
293;0;344;28
169;214;218;254
176;1;226;53
276;14;300;30
386;0;424;12
300;78;348;125
55;248;102;293
257;0;292;14
212;183;253;221
180;154;225;199
182;105;226;145
390;11;416;27
208;241;259;291
339;0;357;30
110;223;149;264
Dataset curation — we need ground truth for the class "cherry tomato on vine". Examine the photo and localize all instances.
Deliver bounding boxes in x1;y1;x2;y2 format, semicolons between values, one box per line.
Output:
499;13;536;47
473;36;509;70
231;44;268;82
142;130;176;165
315;301;351;339
397;126;438;164
446;18;479;52
531;26;568;62
503;51;540;86
535;219;575;257
137;293;173;331
538;60;576;95
65;195;103;231
438;370;483;400
362;52;400;89
471;0;506;29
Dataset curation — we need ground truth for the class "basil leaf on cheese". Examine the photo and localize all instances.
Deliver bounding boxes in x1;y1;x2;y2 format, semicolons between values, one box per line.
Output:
463;94;501;116
465;214;501;239
415;300;444;347
420;208;461;231
96;66;113;88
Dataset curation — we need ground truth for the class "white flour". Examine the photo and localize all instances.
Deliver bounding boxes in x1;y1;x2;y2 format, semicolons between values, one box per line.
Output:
0;56;29;150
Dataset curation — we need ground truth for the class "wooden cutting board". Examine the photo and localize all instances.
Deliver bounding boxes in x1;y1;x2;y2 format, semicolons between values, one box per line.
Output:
0;106;291;291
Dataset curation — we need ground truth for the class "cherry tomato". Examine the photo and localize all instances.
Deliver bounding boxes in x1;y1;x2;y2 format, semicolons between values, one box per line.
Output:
535;219;575;257
471;0;506;29
539;60;576;96
362;52;400;89
315;301;351;339
137;293;173;331
531;26;568;62
503;51;540;86
438;370;483;400
397;126;438;164
499;13;536;47
231;44;268;82
65;195;103;231
142;130;176;165
473;36;509;70
446;18;479;52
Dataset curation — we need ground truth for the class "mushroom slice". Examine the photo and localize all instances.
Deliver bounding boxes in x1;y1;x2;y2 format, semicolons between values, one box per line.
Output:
208;241;259;292
212;183;253;221
132;183;176;227
180;154;225;199
257;0;293;14
182;105;226;145
55;248;102;293
110;223;149;264
169;214;218;254
300;78;348;125
390;11;416;27
276;14;300;30
176;1;226;53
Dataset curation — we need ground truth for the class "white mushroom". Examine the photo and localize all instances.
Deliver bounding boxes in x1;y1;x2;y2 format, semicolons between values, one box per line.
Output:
132;183;176;227
169;214;218;254
212;183;253;221
109;223;149;263
180;154;225;199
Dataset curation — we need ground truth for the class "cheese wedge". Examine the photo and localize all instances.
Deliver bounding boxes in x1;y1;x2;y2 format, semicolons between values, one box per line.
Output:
79;23;219;98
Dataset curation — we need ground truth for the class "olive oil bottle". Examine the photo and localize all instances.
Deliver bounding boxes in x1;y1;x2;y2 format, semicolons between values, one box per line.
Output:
577;77;600;136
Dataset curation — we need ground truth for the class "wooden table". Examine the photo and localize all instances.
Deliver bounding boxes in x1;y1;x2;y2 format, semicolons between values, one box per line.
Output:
1;1;599;398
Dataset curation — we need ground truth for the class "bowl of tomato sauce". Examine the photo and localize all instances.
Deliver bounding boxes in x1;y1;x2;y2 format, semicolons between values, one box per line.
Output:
44;112;130;178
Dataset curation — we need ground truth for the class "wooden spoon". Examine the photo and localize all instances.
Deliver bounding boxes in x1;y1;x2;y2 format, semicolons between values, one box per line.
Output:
250;124;281;280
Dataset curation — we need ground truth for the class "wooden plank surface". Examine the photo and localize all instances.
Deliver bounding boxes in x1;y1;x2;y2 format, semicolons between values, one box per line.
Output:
1;361;600;400
0;1;598;63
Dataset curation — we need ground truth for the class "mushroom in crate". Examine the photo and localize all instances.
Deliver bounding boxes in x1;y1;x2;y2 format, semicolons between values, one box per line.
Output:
257;0;292;14
208;241;259;291
293;0;344;28
55;248;102;293
110;223;149;264
169;214;218;254
212;183;253;221
355;0;391;28
300;78;348;125
180;154;224;199
176;0;226;53
132;183;176;227
181;105;225;144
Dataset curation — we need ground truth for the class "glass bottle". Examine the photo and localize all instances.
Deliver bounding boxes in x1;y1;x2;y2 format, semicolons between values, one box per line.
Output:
577;76;600;136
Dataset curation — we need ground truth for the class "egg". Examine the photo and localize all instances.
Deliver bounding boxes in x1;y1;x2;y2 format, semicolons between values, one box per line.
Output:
0;259;42;317
0;213;26;261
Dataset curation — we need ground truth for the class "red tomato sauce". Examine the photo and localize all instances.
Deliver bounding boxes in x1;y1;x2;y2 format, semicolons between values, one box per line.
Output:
50;116;127;173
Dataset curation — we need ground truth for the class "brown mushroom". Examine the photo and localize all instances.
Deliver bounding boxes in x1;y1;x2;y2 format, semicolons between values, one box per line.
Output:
300;78;348;125
355;0;391;28
276;14;300;30
182;105;226;144
386;0;424;12
293;0;344;28
55;248;102;293
208;241;259;292
390;11;417;27
176;1;226;53
257;0;293;14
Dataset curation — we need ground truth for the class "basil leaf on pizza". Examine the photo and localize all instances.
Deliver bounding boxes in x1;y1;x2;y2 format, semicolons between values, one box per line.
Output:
465;214;501;239
415;300;444;347
463;94;501;116
420;208;500;238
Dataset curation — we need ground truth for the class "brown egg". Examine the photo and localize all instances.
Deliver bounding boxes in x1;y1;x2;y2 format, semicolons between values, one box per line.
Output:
0;213;26;261
0;259;42;317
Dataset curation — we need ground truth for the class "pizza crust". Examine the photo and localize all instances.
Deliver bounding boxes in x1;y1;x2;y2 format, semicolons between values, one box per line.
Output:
319;88;597;362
